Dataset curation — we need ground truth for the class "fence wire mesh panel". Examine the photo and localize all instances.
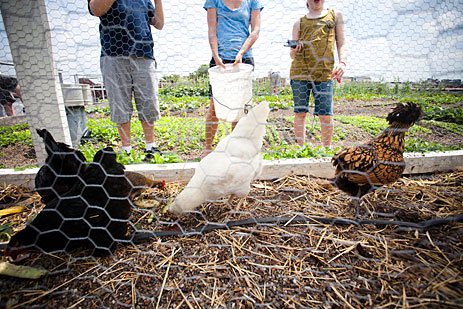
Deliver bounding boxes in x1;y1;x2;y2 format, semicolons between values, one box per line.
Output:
0;0;463;308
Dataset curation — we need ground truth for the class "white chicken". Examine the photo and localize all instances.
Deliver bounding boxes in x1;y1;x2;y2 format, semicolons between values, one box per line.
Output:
169;101;270;216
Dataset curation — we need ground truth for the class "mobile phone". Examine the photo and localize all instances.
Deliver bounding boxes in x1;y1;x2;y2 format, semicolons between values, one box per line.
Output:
285;40;301;48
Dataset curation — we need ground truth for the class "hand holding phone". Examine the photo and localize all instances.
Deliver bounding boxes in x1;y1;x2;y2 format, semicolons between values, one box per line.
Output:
285;40;302;49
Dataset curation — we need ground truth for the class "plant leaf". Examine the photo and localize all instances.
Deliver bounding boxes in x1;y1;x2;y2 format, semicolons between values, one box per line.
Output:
0;262;48;279
0;206;28;218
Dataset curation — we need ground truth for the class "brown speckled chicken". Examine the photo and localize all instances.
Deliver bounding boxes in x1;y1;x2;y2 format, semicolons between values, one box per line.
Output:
332;102;423;204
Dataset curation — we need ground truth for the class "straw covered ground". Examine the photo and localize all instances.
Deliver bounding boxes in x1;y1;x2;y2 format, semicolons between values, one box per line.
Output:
0;170;462;308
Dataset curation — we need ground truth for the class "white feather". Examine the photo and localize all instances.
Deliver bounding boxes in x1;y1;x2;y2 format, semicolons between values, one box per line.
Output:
169;101;270;215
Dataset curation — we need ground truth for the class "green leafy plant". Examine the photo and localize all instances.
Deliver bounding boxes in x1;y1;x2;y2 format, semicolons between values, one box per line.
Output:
0;223;14;242
263;143;336;160
0;124;32;147
159;85;209;97
86;105;110;115
422;120;463;135
14;165;39;172
405;138;463;152
424;106;463;124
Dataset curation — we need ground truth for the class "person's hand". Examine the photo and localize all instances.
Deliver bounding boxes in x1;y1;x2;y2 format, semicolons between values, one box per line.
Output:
331;61;346;82
233;51;244;66
289;42;302;60
214;56;226;69
291;41;303;52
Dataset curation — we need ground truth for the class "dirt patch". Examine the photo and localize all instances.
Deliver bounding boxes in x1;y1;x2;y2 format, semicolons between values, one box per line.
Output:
0;144;37;169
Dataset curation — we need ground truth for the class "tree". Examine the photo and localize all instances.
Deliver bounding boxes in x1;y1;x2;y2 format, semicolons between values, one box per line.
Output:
189;64;209;83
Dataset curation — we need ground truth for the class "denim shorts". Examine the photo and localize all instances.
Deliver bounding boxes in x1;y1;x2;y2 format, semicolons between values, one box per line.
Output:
290;80;333;115
208;57;255;97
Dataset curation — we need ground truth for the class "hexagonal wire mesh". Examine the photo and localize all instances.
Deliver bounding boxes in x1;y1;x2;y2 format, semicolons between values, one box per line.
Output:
0;0;463;307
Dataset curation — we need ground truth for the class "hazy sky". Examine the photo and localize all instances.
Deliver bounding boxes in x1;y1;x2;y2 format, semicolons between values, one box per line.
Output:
1;0;462;82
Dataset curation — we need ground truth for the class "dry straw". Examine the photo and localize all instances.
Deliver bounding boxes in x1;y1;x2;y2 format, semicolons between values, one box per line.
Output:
1;171;462;307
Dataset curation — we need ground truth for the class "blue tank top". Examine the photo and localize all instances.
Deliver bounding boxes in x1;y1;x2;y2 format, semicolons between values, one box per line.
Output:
204;0;264;60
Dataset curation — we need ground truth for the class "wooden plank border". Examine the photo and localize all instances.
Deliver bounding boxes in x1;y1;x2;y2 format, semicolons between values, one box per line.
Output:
1;150;462;189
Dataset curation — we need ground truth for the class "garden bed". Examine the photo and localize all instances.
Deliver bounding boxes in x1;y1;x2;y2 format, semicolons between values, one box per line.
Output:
1;93;463;168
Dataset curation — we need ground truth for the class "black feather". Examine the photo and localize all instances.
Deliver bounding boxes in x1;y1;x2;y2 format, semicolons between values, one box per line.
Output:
386;102;423;125
35;129;87;204
8;147;132;256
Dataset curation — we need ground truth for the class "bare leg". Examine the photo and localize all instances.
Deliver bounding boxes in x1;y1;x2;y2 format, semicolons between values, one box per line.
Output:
319;115;334;148
117;121;131;147
203;99;219;158
141;120;154;144
294;112;307;146
3;102;15;116
15;85;23;103
203;99;238;158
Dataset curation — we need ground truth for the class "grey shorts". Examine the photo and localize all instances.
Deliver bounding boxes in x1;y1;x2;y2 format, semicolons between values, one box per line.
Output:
100;55;160;124
270;72;281;88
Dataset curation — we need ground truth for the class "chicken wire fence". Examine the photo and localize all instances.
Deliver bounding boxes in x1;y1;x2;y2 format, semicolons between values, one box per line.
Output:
1;0;463;308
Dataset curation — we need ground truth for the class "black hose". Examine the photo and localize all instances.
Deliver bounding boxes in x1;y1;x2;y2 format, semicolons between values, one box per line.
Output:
2;214;461;250
130;214;463;242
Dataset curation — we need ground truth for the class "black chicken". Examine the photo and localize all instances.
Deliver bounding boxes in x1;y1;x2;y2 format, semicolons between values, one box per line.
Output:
7;147;133;256
35;128;87;204
331;102;423;215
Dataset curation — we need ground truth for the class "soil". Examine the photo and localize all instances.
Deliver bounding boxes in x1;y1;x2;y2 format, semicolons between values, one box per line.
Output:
0;98;462;169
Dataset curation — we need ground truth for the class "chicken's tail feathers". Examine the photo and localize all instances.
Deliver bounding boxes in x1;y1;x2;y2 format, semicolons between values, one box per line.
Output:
36;128;80;159
36;128;60;155
386;102;423;126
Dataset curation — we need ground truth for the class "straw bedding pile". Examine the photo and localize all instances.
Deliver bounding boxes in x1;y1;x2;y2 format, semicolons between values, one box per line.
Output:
0;170;462;308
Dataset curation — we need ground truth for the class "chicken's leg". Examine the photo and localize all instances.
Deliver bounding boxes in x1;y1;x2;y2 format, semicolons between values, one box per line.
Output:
353;197;360;218
226;194;245;213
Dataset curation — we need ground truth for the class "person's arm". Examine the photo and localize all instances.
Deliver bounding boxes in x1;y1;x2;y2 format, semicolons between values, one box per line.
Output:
150;0;164;30
331;10;348;80
88;0;115;17
207;8;225;68
15;84;23;103
233;9;261;65
290;19;302;60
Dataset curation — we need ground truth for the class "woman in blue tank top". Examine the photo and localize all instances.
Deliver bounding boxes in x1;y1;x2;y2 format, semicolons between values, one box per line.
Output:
202;0;264;158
